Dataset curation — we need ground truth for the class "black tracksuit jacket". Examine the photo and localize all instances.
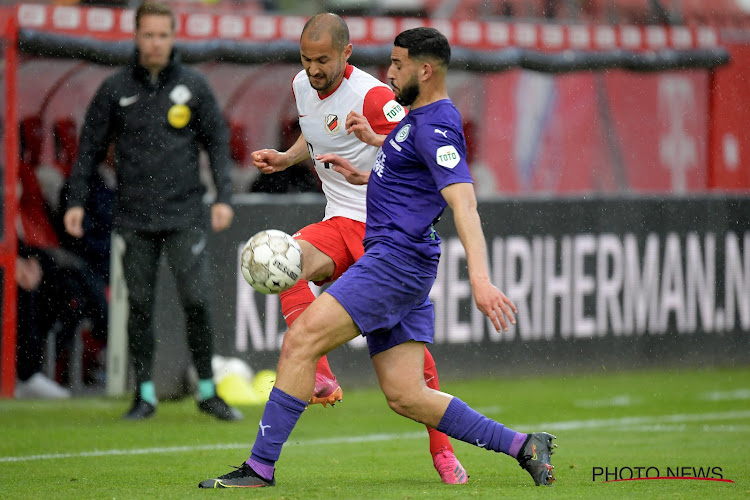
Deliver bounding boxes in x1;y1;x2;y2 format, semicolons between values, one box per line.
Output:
67;51;232;232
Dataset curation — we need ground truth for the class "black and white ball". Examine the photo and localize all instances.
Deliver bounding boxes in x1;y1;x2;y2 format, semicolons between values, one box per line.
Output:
241;229;303;294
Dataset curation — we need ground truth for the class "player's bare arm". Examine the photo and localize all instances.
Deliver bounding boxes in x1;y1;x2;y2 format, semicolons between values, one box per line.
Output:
441;182;517;332
252;133;311;174
316;152;370;185
345;111;386;148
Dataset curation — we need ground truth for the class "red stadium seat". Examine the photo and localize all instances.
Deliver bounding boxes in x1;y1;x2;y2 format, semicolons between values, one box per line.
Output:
18;116;60;249
228;121;248;164
52;118;78;178
20;116;44;167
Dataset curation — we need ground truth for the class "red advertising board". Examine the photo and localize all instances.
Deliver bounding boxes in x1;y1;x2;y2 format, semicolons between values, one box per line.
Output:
709;42;750;190
471;69;709;195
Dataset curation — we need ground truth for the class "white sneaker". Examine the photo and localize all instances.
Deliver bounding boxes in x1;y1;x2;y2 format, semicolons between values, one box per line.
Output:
15;373;71;399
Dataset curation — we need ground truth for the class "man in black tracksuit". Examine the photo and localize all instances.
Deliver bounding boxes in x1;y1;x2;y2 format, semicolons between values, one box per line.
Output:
64;1;241;421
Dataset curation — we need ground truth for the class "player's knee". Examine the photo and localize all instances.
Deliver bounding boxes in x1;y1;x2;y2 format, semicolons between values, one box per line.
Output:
279;323;318;362
385;397;420;420
383;387;420;419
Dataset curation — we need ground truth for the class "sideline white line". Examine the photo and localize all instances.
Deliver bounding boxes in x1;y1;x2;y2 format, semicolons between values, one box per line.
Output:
0;433;425;464
629;424;750;433
701;388;750;401
2;410;749;464
534;409;750;431
0;443;249;463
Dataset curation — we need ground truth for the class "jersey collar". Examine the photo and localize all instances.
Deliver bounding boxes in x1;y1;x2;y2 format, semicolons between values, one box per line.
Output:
317;64;354;100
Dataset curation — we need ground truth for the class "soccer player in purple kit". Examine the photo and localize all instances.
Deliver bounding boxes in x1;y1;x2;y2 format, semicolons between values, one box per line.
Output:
199;27;556;489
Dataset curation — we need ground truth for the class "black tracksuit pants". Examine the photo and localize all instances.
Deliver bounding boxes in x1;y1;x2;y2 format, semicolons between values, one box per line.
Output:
120;226;214;385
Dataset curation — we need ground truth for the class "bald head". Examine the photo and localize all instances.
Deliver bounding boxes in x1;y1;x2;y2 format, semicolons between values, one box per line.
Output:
301;13;349;52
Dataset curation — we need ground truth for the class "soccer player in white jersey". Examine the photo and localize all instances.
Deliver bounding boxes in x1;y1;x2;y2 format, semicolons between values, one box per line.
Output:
248;14;467;484
200;26;557;490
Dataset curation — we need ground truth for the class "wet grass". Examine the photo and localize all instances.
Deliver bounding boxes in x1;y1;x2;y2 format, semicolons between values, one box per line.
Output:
1;365;748;499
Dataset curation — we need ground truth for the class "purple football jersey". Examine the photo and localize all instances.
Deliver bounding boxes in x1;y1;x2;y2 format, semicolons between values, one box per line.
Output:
364;99;474;274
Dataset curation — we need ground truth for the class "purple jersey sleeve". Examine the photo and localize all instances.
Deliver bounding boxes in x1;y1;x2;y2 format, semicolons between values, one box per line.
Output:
412;119;473;191
363;100;474;274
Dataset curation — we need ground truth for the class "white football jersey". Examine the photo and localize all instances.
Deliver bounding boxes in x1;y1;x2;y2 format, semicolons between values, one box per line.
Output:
293;64;406;222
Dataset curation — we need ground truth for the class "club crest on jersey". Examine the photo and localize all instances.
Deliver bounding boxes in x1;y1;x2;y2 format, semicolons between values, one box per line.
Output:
436;145;461;169
395;124;411;143
383;100;406;123
325;114;340;134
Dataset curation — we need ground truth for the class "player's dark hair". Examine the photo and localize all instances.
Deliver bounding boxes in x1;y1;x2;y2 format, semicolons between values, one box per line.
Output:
135;1;175;31
302;13;350;51
394;27;451;66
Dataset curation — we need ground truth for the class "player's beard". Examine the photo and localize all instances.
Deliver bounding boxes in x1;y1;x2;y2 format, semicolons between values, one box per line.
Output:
395;74;420;106
308;60;344;93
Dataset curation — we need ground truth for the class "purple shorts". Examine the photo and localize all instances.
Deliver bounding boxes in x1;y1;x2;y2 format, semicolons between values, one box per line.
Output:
326;249;435;357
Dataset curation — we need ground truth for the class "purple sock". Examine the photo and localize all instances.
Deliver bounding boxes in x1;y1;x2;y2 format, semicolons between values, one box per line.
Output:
245;457;275;481
246;387;307;478
436;397;527;458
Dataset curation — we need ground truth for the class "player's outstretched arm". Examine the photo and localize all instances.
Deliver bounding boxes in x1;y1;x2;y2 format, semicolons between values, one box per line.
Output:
316;153;370;185
345;111;386;148
441;182;517;332
251;134;311;174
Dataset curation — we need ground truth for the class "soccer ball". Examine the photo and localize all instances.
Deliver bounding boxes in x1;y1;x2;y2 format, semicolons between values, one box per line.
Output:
241;229;303;294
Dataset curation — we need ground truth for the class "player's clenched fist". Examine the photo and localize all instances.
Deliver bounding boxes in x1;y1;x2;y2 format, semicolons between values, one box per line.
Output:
252;149;290;174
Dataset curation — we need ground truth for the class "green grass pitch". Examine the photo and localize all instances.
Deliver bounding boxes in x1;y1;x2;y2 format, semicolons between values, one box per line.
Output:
1;366;748;499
